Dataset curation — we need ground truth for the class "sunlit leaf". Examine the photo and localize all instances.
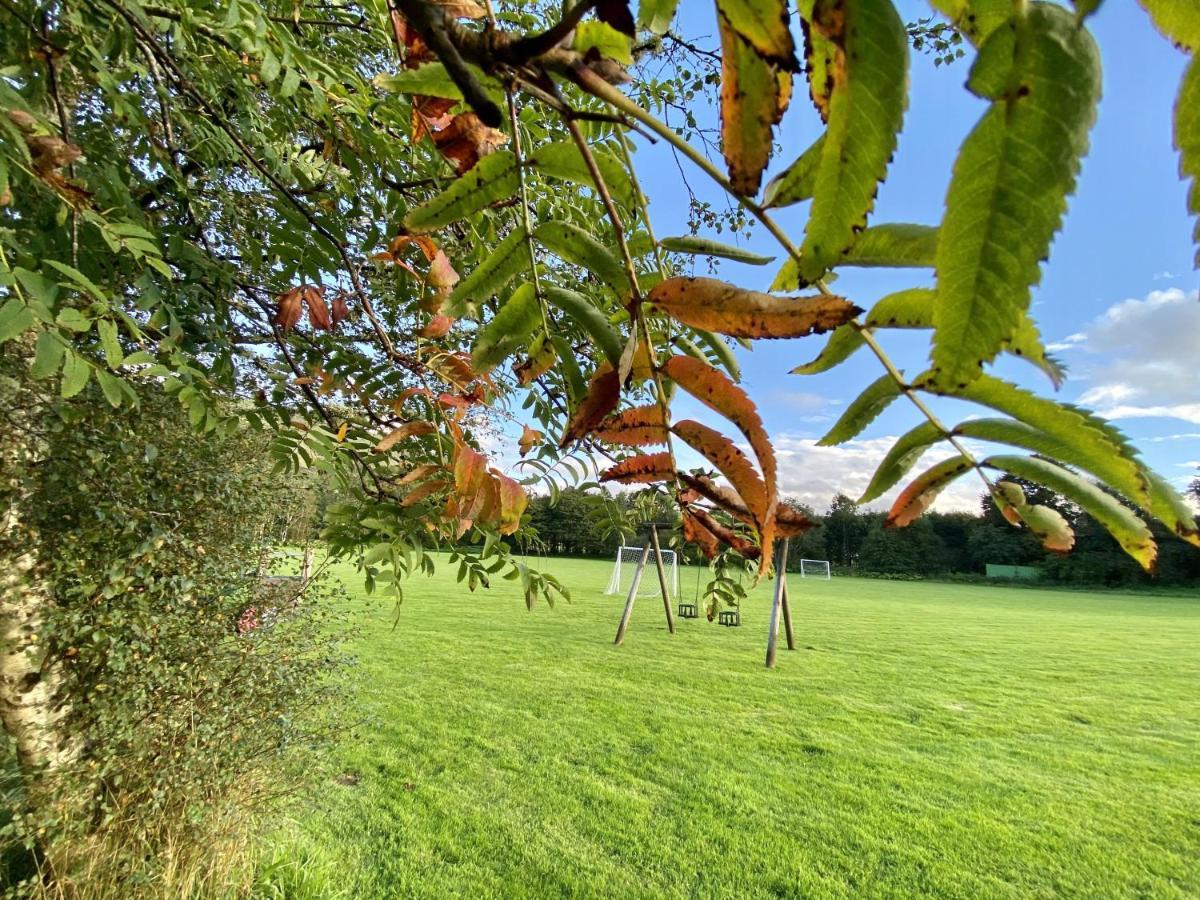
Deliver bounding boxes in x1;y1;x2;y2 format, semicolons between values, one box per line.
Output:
648;276;860;338
659;235;775;265
790;323;866;374
638;0;680;34
444;228;528;317
672;418;769;525
560;364;621;447
534;221;630;297
532;141;636;210
886;455;974;527
1021;503;1075;553
599;452;674;483
818;373;902;446
542;286;623;366
927;0;1011;46
717;0;797;67
841;224;937;268
1175;59;1199;267
471;283;541;373
858;421;945;504
403;150;520;232
594;405;669;447
374;420;436;452
762;134;824;208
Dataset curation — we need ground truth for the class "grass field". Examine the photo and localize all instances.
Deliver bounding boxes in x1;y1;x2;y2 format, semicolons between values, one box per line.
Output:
258;556;1200;898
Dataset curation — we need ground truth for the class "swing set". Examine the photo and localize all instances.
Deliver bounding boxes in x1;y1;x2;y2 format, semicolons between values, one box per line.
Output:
612;523;799;668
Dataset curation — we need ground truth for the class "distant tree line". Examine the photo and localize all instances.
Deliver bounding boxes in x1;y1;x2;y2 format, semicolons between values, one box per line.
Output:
521;478;1200;588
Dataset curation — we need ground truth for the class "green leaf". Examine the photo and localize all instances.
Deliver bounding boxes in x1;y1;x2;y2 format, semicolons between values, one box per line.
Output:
864;288;935;328
638;0;680;34
1139;0;1200;49
887;455;975;527
96;369;126;408
374;62;504;103
1176;58;1199;267
658;235;775;265
30;330;65;379
60;351;91;398
983;454;1157;571
926;374;1149;507
762;135;824;209
1144;471;1200;548
443;228;528;318
817;373;902;446
717;0;796;67
471;283;542;373
531;141;636;210
97;319;124;368
55;307;92;333
574;21;633;64
542;286;623;367
44;258;108;302
402;151;520;233
797;0;909;284
841;224;938;268
859;421;945;504
927;0;1012;46
13;268;60;309
1001;314;1065;388
0;298;35;343
534;221;630;297
790;323;866;374
691;328;741;381
930;4;1101;389
719;12;791;196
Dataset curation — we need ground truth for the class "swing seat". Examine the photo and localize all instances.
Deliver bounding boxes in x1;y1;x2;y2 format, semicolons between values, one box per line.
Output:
718;610;740;627
678;602;698;619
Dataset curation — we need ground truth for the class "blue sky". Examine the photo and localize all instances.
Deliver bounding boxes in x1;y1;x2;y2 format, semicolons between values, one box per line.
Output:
618;0;1200;514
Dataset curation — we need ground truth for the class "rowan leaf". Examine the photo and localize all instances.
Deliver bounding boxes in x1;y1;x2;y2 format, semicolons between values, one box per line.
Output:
818;373;903;446
599;452;674;484
984;454;1157;571
1021;503;1075;553
858;421;945;504
560;365;621;447
687;505;762;559
927;0;1011;46
682;509;721;560
374;420;436;452
444;228;527;318
719;11;792;196
534;222;630;297
637;0;680;34
531;141;636;210
717;0;797;68
60;350;91;398
929;374;1149;507
1139;0;1200;49
672;419;769;525
1176;59;1200;267
797;0;909;284
1000;314;1065;389
679;472;755;527
593;405;668;447
402;150;520;233
648;276;860;338
864;288;935;328
762;135;824;208
1144;471;1200;548
401;479;451;508
691;328;741;381
790;324;866;375
493;472;527;535
398;463;443;486
841;224;937;268
542;286;623;366
886;455;974;528
471;283;541;373
658;235;775;265
930;4;1101;389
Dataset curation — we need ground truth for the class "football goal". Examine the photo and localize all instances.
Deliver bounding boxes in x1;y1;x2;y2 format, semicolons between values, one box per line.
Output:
799;558;831;580
605;546;679;597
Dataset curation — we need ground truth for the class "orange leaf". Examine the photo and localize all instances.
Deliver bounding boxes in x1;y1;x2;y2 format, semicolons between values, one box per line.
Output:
432;112;510;174
688;505;761;560
514;335;556;386
518;424;543;458
303;285;331;331
648;276;860;338
682;509;721;560
274;287;302;330
672;419;769;527
886;455;974;528
776;503;816;538
1022;504;1075;554
593;405;668;447
493;472;527;535
560;365;621;448
420;314;455;338
401;478;450;507
331;295;350;327
335;422;348;443
398;463;443;486
599;452;674;485
678;472;755;527
454;445;488;495
374;420;436;453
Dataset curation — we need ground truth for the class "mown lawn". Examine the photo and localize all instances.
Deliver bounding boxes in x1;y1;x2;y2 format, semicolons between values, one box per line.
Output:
258;556;1200;898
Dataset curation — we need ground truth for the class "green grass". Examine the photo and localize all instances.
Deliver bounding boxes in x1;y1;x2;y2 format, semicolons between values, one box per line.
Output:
259;557;1200;898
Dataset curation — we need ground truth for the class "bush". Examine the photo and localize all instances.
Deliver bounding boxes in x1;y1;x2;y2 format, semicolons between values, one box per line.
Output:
1;386;352;898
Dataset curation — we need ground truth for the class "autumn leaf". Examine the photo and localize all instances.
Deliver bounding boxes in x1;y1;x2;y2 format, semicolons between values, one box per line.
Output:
427;250;460;291
886;455;974;528
420;314;455;338
398;463;444;486
1022;504;1075;554
679;472;755;527
560;364;621;448
331;295;350;327
599;452;674;484
493;472;527;535
682;509;721;560
672;419;769;526
518;424;544;457
593;404;669;447
303;286;331;331
400;478;450;507
374;420;436;453
687;505;762;560
648;276;860;338
431;111;510;174
274;287;303;330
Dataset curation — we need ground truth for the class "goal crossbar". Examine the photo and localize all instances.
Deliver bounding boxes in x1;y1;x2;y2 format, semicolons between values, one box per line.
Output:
799;558;831;580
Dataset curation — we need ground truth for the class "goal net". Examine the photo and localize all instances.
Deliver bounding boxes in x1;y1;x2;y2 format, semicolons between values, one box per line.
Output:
605;546;679;598
799;558;831;580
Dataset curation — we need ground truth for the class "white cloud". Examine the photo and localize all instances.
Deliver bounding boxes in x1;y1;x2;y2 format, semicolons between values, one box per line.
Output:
1054;288;1200;423
770;434;984;515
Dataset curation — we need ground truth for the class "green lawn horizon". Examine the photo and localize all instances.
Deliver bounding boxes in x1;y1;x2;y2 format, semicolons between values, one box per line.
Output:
259;556;1200;898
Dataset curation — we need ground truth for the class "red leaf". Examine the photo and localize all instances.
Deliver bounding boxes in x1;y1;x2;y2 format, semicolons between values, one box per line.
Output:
427;251;460;290
599;452;674;484
331;295;350;327
682;508;721;560
593;404;669;447
688;505;761;560
671;419;768;527
560;365;621;448
432;112;509;174
420;314;455;338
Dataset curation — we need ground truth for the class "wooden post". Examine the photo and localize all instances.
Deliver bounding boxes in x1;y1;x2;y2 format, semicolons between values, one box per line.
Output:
765;538;791;668
301;544;313;582
648;525;676;634
780;570;796;651
614;544;651;645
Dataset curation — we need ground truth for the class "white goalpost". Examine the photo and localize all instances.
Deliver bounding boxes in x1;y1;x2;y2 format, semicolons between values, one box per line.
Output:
799;558;831;580
605;545;679;597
